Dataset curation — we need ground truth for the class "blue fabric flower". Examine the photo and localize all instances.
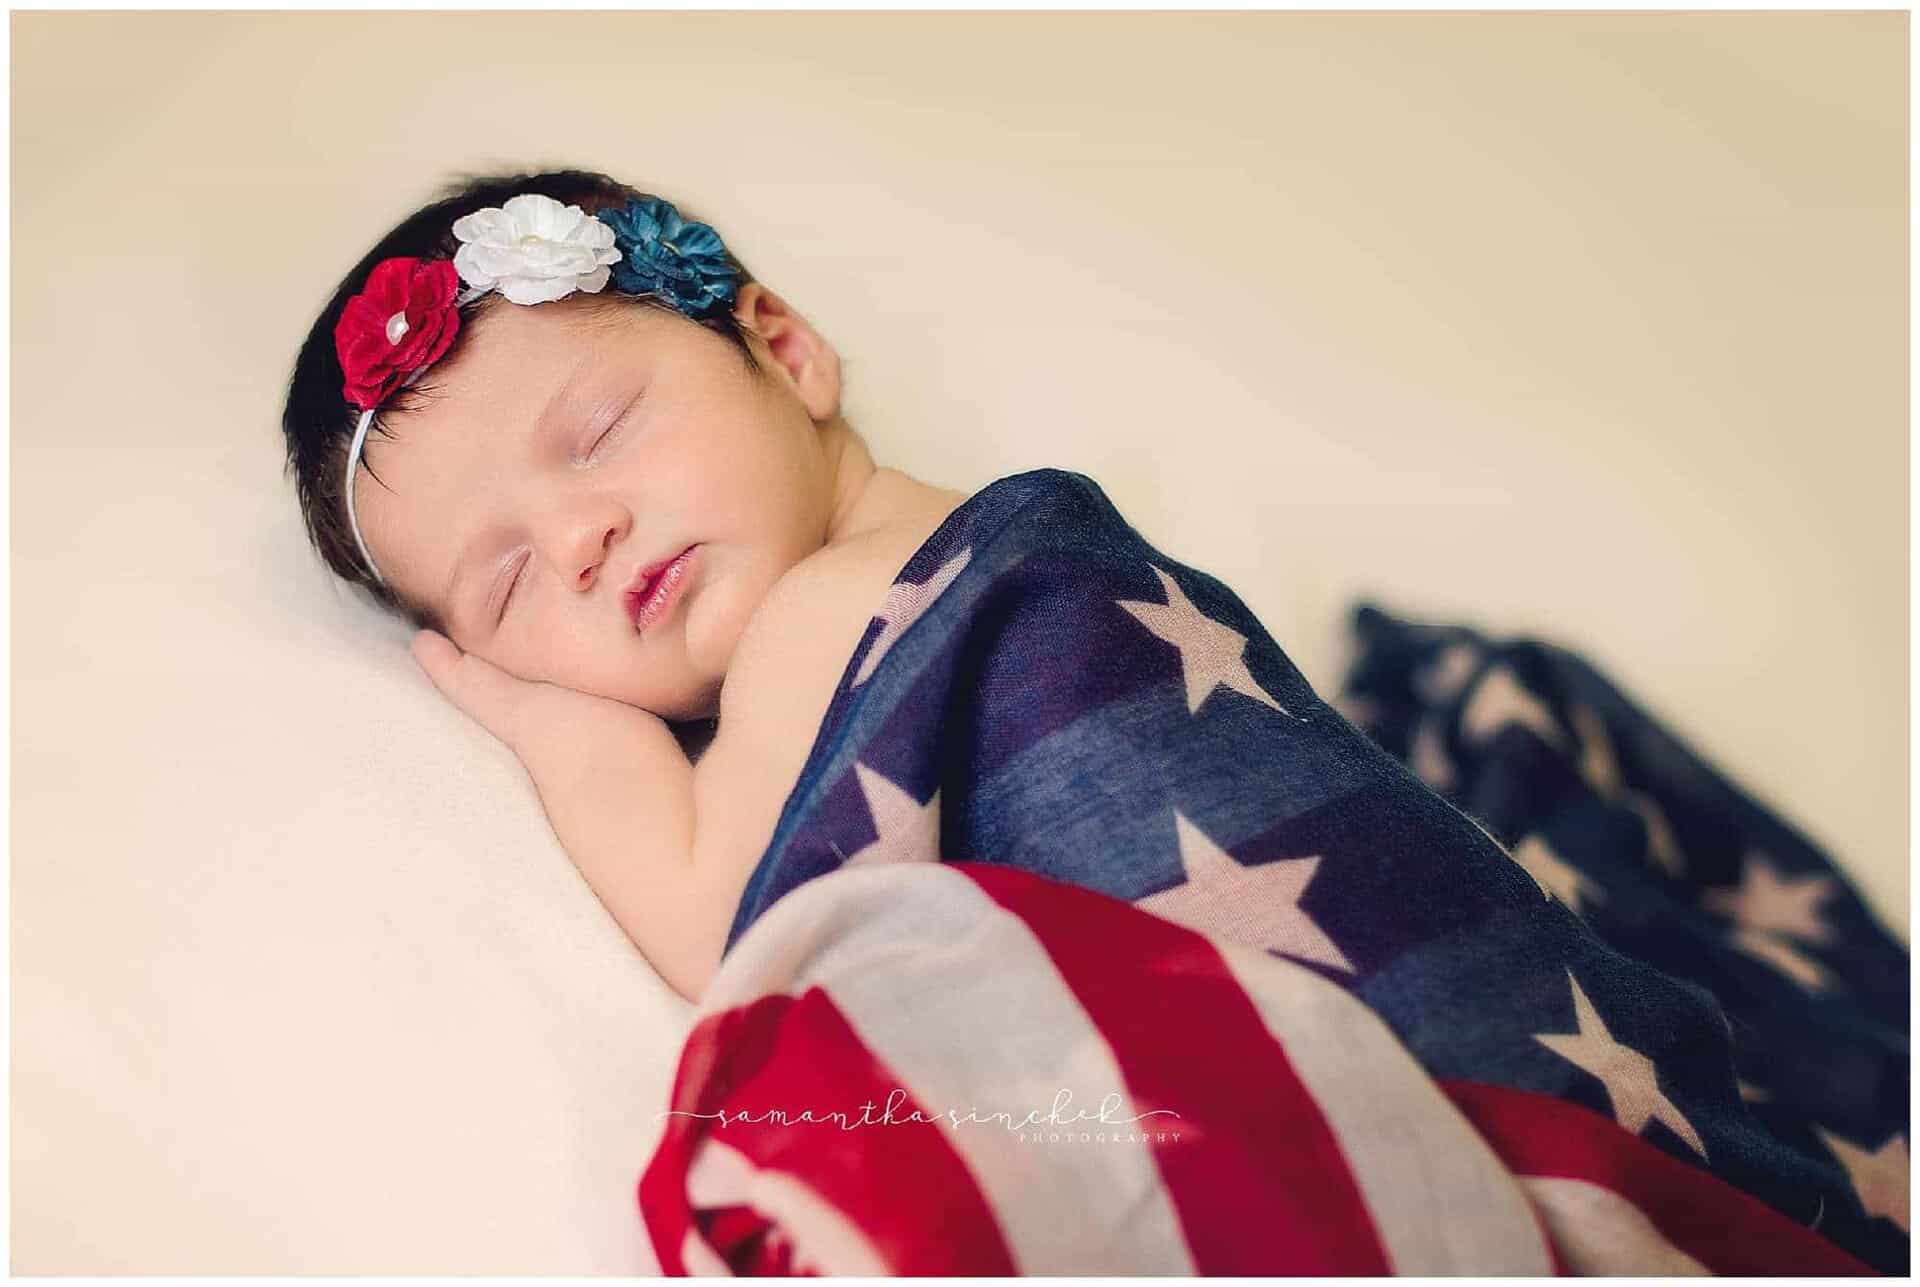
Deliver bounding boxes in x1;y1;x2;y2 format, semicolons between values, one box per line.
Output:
598;197;742;319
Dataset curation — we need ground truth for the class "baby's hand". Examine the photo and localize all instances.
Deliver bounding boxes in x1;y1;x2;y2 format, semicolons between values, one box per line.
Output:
408;629;716;1001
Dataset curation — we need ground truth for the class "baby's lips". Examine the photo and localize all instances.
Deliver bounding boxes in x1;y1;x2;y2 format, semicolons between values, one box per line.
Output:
625;545;698;633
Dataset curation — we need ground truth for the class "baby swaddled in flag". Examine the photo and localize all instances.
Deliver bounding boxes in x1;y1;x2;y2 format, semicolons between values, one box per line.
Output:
645;467;1904;1274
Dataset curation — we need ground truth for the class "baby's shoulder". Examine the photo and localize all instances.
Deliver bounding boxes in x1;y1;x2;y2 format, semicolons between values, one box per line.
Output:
729;480;969;719
798;481;972;599
687;482;968;897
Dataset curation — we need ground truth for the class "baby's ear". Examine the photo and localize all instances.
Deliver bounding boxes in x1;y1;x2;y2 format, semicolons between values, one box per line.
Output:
733;282;842;423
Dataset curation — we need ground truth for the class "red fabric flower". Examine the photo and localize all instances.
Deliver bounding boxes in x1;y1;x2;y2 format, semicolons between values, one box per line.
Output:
333;257;462;410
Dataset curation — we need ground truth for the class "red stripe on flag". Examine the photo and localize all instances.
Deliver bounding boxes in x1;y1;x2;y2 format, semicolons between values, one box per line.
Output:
695;1205;810;1276
1441;1079;1877;1276
639;989;1017;1275
956;861;1391;1274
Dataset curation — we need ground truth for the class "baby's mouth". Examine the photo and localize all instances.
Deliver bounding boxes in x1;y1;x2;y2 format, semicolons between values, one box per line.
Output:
626;545;698;634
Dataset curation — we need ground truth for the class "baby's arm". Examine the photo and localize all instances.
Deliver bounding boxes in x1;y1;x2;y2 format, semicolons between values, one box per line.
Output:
409;631;722;1002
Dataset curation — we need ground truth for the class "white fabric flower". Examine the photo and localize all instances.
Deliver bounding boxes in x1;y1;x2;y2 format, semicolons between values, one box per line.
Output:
450;193;623;306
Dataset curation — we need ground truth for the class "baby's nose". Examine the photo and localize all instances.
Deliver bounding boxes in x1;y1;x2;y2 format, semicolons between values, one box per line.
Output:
574;525;619;588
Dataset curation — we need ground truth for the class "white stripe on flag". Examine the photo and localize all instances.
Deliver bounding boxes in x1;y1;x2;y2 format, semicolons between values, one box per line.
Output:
1211;942;1555;1274
678;1230;732;1277
704;863;1199;1275
1522;1176;1711;1275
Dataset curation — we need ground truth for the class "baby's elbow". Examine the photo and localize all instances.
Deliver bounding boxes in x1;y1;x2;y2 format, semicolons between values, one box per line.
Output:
660;930;723;1005
656;847;731;1006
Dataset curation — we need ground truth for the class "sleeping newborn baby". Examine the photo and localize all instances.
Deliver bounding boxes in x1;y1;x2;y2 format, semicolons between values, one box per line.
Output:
283;170;963;1002
288;175;1912;1271
395;293;963;1004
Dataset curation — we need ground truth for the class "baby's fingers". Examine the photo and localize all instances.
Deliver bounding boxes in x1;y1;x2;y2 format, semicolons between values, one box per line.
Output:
409;629;542;752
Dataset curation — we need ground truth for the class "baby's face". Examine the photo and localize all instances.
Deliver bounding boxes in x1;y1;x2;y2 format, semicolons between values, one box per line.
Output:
354;285;844;720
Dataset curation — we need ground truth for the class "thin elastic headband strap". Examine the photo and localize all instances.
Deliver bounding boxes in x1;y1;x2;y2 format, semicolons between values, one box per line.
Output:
344;281;493;587
344;403;388;585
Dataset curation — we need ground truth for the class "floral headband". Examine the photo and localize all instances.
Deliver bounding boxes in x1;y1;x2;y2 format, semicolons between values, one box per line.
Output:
332;192;742;588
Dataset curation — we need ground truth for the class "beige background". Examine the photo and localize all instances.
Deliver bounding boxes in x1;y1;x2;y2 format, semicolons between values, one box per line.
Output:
12;9;1907;1274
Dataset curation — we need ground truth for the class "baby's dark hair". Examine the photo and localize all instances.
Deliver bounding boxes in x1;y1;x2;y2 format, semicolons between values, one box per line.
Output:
280;167;761;632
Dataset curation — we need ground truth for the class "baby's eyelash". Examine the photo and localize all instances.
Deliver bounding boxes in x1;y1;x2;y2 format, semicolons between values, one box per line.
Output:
498;551;529;621
586;392;644;460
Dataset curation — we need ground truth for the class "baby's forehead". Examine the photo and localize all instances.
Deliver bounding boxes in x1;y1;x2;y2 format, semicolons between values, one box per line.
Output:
399;306;636;431
386;302;667;465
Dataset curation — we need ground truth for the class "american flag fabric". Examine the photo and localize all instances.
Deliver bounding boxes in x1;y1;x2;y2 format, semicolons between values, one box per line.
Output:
645;467;1904;1273
645;862;1877;1274
1338;600;1909;1271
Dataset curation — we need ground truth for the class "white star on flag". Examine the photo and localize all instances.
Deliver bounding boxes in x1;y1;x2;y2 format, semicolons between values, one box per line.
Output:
1116;565;1292;719
1816;1127;1909;1233
851;548;972;688
842;761;942;867
1331;690;1382;730
1132;811;1352;973
1415;640;1482;703
1534;970;1707;1159
1566;703;1687;876
1624;788;1688;878
1409;714;1457;791
1568;703;1623;795
1461;664;1566;748
1704;851;1836;945
1513;834;1606;916
1729;927;1831;993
